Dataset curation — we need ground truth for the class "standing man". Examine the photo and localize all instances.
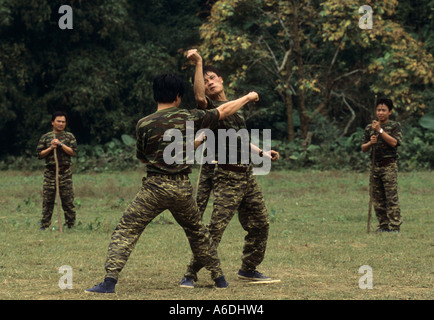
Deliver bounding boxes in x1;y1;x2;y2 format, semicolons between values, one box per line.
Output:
36;111;77;230
86;74;260;293
181;50;279;288
362;98;403;232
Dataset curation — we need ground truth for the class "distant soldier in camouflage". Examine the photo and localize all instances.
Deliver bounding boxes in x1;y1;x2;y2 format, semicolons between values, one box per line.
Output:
85;74;260;293
180;50;279;288
362;98;403;232
36;111;77;230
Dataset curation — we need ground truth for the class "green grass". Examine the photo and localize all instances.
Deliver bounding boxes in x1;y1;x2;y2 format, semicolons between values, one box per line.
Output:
0;169;433;300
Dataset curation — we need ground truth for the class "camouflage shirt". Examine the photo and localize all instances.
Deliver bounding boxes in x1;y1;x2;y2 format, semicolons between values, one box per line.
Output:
36;131;78;167
206;97;251;165
136;106;220;174
362;120;402;162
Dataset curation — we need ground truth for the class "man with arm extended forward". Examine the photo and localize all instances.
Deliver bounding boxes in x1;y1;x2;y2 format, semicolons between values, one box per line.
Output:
180;50;279;288
85;74;259;293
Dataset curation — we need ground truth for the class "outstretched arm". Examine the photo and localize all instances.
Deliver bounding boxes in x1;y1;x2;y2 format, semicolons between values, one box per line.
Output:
216;92;259;120
250;143;280;161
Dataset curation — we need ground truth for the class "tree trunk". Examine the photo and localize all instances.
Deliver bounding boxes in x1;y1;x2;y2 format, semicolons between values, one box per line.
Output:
284;92;295;141
291;0;309;139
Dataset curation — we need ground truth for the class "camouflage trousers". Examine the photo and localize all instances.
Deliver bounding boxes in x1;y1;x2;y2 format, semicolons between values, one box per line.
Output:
185;165;270;281
372;161;402;231
195;164;216;218
104;174;223;281
41;167;76;228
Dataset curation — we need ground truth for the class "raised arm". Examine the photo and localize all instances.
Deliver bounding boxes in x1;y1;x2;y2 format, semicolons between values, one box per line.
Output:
187;49;208;109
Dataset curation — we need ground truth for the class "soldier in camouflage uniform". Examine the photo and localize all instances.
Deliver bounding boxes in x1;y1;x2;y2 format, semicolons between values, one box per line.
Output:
362;98;403;232
181;50;279;288
36;111;77;230
86;74;259;293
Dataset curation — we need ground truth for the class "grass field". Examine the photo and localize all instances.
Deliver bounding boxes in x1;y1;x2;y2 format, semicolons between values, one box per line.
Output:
0;169;433;300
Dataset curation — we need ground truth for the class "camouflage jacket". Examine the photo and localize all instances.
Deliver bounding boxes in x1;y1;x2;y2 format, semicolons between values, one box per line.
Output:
362;120;402;162
136;106;220;174
36;131;78;167
206;97;251;165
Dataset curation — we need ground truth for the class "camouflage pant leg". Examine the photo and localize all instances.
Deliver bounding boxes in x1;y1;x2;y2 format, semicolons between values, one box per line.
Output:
105;176;223;281
41;168;75;228
185;167;269;278
59;168;76;227
170;179;222;281
237;170;269;272
41;170;56;228
372;162;402;231
208;168;247;245
185;168;244;280
195;165;215;219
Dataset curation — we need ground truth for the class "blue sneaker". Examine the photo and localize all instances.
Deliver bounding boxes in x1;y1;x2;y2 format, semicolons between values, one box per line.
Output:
214;276;229;289
180;277;194;288
85;277;117;293
237;270;271;281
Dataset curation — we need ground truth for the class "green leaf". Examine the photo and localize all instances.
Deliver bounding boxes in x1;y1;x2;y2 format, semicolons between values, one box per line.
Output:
121;134;135;146
419;113;434;131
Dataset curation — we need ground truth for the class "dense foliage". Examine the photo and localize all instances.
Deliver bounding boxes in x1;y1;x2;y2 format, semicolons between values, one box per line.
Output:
1;0;433;171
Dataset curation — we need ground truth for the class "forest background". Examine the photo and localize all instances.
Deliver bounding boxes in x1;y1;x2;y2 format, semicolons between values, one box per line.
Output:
1;0;433;173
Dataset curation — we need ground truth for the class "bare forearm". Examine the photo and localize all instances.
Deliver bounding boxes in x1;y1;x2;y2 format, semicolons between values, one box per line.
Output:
379;131;398;148
217;92;258;120
250;143;260;155
61;144;76;157
186;49;207;109
39;147;53;159
193;61;207;109
361;141;373;152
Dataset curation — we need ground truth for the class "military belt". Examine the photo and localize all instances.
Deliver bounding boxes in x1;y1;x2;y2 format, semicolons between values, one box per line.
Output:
375;158;396;167
46;165;70;172
218;163;249;173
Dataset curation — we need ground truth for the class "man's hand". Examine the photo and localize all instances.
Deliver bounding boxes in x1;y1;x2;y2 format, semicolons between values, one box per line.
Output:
370;134;378;145
50;138;61;149
186;49;202;65
263;150;280;161
247;91;259;102
372;120;381;133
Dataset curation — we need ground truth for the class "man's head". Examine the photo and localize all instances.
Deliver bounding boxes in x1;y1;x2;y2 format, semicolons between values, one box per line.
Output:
51;111;68;133
203;65;225;99
153;74;184;104
375;97;393;123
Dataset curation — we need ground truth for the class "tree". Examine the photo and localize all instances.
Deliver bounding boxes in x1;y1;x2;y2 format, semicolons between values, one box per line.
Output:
198;0;434;141
0;0;204;155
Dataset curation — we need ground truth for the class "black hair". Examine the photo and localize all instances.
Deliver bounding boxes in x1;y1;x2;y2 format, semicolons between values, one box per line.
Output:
203;65;222;77
153;74;184;103
376;97;394;111
52;111;68;122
